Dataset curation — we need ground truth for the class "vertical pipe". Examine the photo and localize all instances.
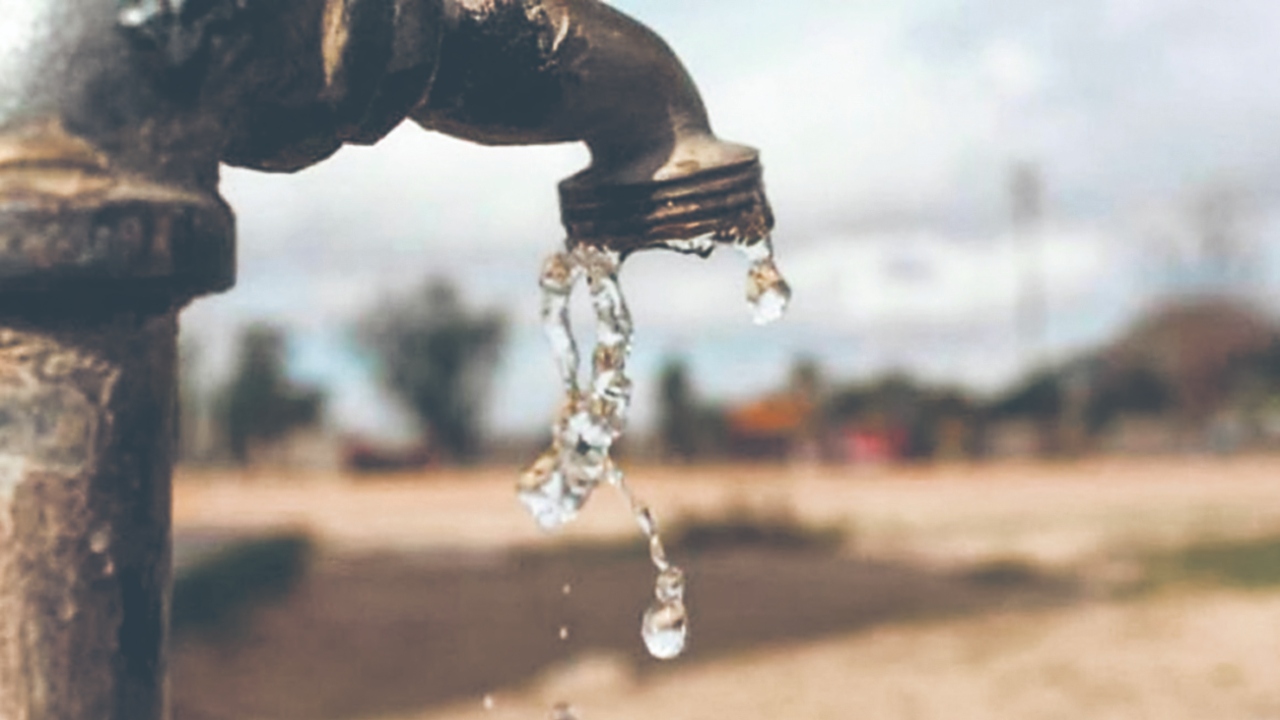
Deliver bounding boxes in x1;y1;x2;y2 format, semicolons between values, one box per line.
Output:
0;310;176;720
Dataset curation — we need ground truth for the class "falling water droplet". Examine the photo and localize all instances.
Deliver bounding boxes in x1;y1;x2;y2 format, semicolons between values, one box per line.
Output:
641;599;688;660
89;527;110;554
482;694;496;711
655;566;685;604
736;236;792;325
562;583;572;596
559;625;570;641
517;450;584;532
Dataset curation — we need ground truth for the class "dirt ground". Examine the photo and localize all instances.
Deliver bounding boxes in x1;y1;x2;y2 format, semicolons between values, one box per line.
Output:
170;457;1280;720
403;590;1280;720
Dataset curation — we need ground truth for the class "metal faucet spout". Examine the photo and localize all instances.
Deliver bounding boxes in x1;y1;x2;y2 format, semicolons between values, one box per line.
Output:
414;0;774;254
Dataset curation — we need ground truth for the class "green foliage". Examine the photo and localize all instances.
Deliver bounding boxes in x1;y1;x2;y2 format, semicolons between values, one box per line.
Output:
219;324;325;464
172;533;313;635
360;279;506;463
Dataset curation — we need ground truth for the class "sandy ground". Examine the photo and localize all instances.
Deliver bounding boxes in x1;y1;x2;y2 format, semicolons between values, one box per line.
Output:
172;457;1280;720
401;590;1280;720
176;456;1280;566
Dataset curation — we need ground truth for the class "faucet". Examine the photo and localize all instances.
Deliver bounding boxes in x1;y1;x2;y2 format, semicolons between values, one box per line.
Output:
0;1;773;717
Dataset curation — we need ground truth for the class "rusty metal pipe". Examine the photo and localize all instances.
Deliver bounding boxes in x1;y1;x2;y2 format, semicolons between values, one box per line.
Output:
0;311;176;720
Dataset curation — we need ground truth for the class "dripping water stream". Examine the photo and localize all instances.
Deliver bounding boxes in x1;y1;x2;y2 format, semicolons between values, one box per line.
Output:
515;235;790;713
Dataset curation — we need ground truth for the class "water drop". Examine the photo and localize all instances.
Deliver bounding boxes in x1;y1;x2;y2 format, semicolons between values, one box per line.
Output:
746;259;792;325
540;251;580;294
482;694;496;711
641;599;688;660
655;566;685;604
559;625;570;641
736;236;793;326
58;599;77;623
89;527;110;554
517;451;587;532
562;583;572;595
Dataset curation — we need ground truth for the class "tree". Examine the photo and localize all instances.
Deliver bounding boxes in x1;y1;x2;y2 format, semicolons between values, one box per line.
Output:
218;324;325;465
360;279;506;463
658;358;698;461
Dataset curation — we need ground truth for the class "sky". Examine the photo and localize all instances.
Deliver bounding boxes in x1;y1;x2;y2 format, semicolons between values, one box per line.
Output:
181;0;1280;438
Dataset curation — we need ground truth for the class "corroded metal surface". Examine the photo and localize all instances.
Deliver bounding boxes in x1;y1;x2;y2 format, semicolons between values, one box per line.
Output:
0;0;773;297
0;313;176;720
559;155;775;256
413;0;774;252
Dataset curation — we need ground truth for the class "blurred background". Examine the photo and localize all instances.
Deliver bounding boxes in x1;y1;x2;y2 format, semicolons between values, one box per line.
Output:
170;1;1280;718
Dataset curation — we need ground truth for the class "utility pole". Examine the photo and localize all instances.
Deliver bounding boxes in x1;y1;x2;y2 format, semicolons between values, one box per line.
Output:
1011;162;1046;369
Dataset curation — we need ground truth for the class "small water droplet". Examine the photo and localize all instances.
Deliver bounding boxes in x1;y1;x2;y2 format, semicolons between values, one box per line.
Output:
746;259;791;326
89;528;110;554
517;452;588;532
736;236;792;326
737;235;774;263
551;701;578;720
559;625;570;640
540;251;580;295
635;506;656;537
482;694;496;711
655;566;685;604
641;600;688;660
562;583;572;595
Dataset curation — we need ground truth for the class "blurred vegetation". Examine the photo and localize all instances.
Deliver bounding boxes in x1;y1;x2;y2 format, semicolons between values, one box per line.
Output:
218;324;325;465
1137;534;1280;592
960;558;1044;588
666;502;846;555
172;533;314;635
359;279;506;463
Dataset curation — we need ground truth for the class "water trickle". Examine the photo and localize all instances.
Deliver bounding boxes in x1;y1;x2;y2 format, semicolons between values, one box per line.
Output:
519;234;789;661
